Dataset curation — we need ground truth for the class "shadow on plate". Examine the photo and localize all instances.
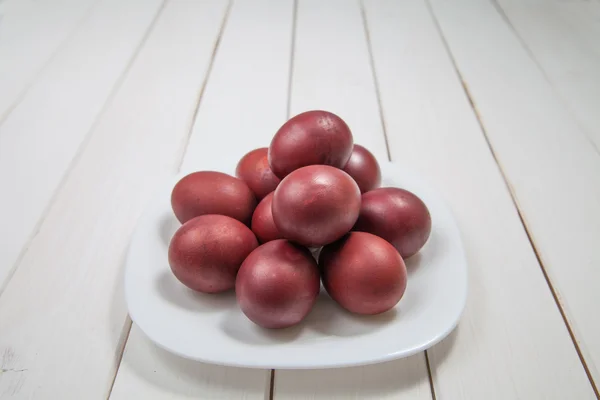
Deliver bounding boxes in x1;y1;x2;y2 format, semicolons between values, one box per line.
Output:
220;308;305;345
304;292;398;337
156;270;236;312
220;290;396;345
159;212;180;247
404;252;422;277
109;242;269;397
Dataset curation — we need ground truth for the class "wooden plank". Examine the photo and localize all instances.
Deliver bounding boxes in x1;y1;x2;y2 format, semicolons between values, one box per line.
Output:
364;0;596;398
0;0;98;123
180;0;294;170
287;0;388;161
428;0;600;391
110;0;294;398
0;0;163;291
495;0;600;151
0;0;23;13
0;1;232;398
110;325;271;400
274;1;432;398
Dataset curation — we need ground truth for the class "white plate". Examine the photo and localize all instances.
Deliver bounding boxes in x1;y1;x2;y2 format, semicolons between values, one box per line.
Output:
125;159;468;369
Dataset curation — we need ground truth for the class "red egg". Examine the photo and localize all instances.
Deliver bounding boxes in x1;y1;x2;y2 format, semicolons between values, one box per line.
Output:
171;171;257;225
343;145;382;193
236;240;320;329
320;232;407;315
354;187;431;258
250;193;283;243
272;165;361;247
168;215;258;293
235;147;281;200
268;110;353;178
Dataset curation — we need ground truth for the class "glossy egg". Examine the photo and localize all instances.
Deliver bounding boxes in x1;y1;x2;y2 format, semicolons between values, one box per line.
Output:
320;232;407;315
250;192;283;243
171;171;257;224
354;187;431;258
343;144;382;193
272;165;361;247
268;110;353;178
168;215;259;293
236;240;320;329
235;147;281;200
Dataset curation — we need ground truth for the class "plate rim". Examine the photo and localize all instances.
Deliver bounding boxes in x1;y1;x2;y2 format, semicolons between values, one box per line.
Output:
125;161;468;369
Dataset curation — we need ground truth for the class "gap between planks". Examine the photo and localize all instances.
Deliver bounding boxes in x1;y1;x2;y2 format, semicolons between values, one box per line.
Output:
103;1;234;398
360;0;392;163
269;0;298;396
268;369;275;400
284;0;298;123
0;0;169;299
488;0;600;158
424;0;600;396
360;1;436;399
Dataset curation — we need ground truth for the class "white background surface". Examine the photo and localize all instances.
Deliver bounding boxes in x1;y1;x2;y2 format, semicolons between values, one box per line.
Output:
0;0;598;398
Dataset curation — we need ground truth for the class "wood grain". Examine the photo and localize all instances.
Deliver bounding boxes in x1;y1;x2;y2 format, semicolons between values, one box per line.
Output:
180;0;295;170
274;1;432;397
427;0;600;392
495;0;600;152
0;0;163;291
0;0;229;398
0;0;597;398
110;0;295;398
364;0;596;398
0;0;98;123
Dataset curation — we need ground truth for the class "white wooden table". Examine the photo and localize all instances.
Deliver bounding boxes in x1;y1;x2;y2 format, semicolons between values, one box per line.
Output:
1;0;599;398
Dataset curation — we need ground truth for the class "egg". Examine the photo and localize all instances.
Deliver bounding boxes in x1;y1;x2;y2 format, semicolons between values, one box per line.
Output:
268;110;353;178
250;192;283;243
320;232;407;315
235;147;281;200
168;214;259;293
272;165;361;247
342;144;382;193
354;187;431;258
236;240;320;328
171;171;256;224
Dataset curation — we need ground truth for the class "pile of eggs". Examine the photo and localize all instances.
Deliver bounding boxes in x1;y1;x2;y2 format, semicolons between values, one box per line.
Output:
168;110;431;329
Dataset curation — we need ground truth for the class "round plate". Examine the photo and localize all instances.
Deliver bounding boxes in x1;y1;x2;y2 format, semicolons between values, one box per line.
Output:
125;159;468;369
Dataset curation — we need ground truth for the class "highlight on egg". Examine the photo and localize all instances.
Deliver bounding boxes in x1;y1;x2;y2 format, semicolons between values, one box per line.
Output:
320;232;407;315
354;187;431;258
168;214;258;293
171;171;257;225
272;165;361;247
268;110;354;178
343;144;382;193
236;240;321;329
163;109;435;331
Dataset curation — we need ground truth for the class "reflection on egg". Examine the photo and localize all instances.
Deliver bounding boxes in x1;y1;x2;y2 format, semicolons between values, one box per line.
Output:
272;165;361;247
320;232;407;315
354;187;431;258
251;192;283;243
236;240;320;328
171;171;257;225
343;144;382;193
168;215;258;293
268;110;353;178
